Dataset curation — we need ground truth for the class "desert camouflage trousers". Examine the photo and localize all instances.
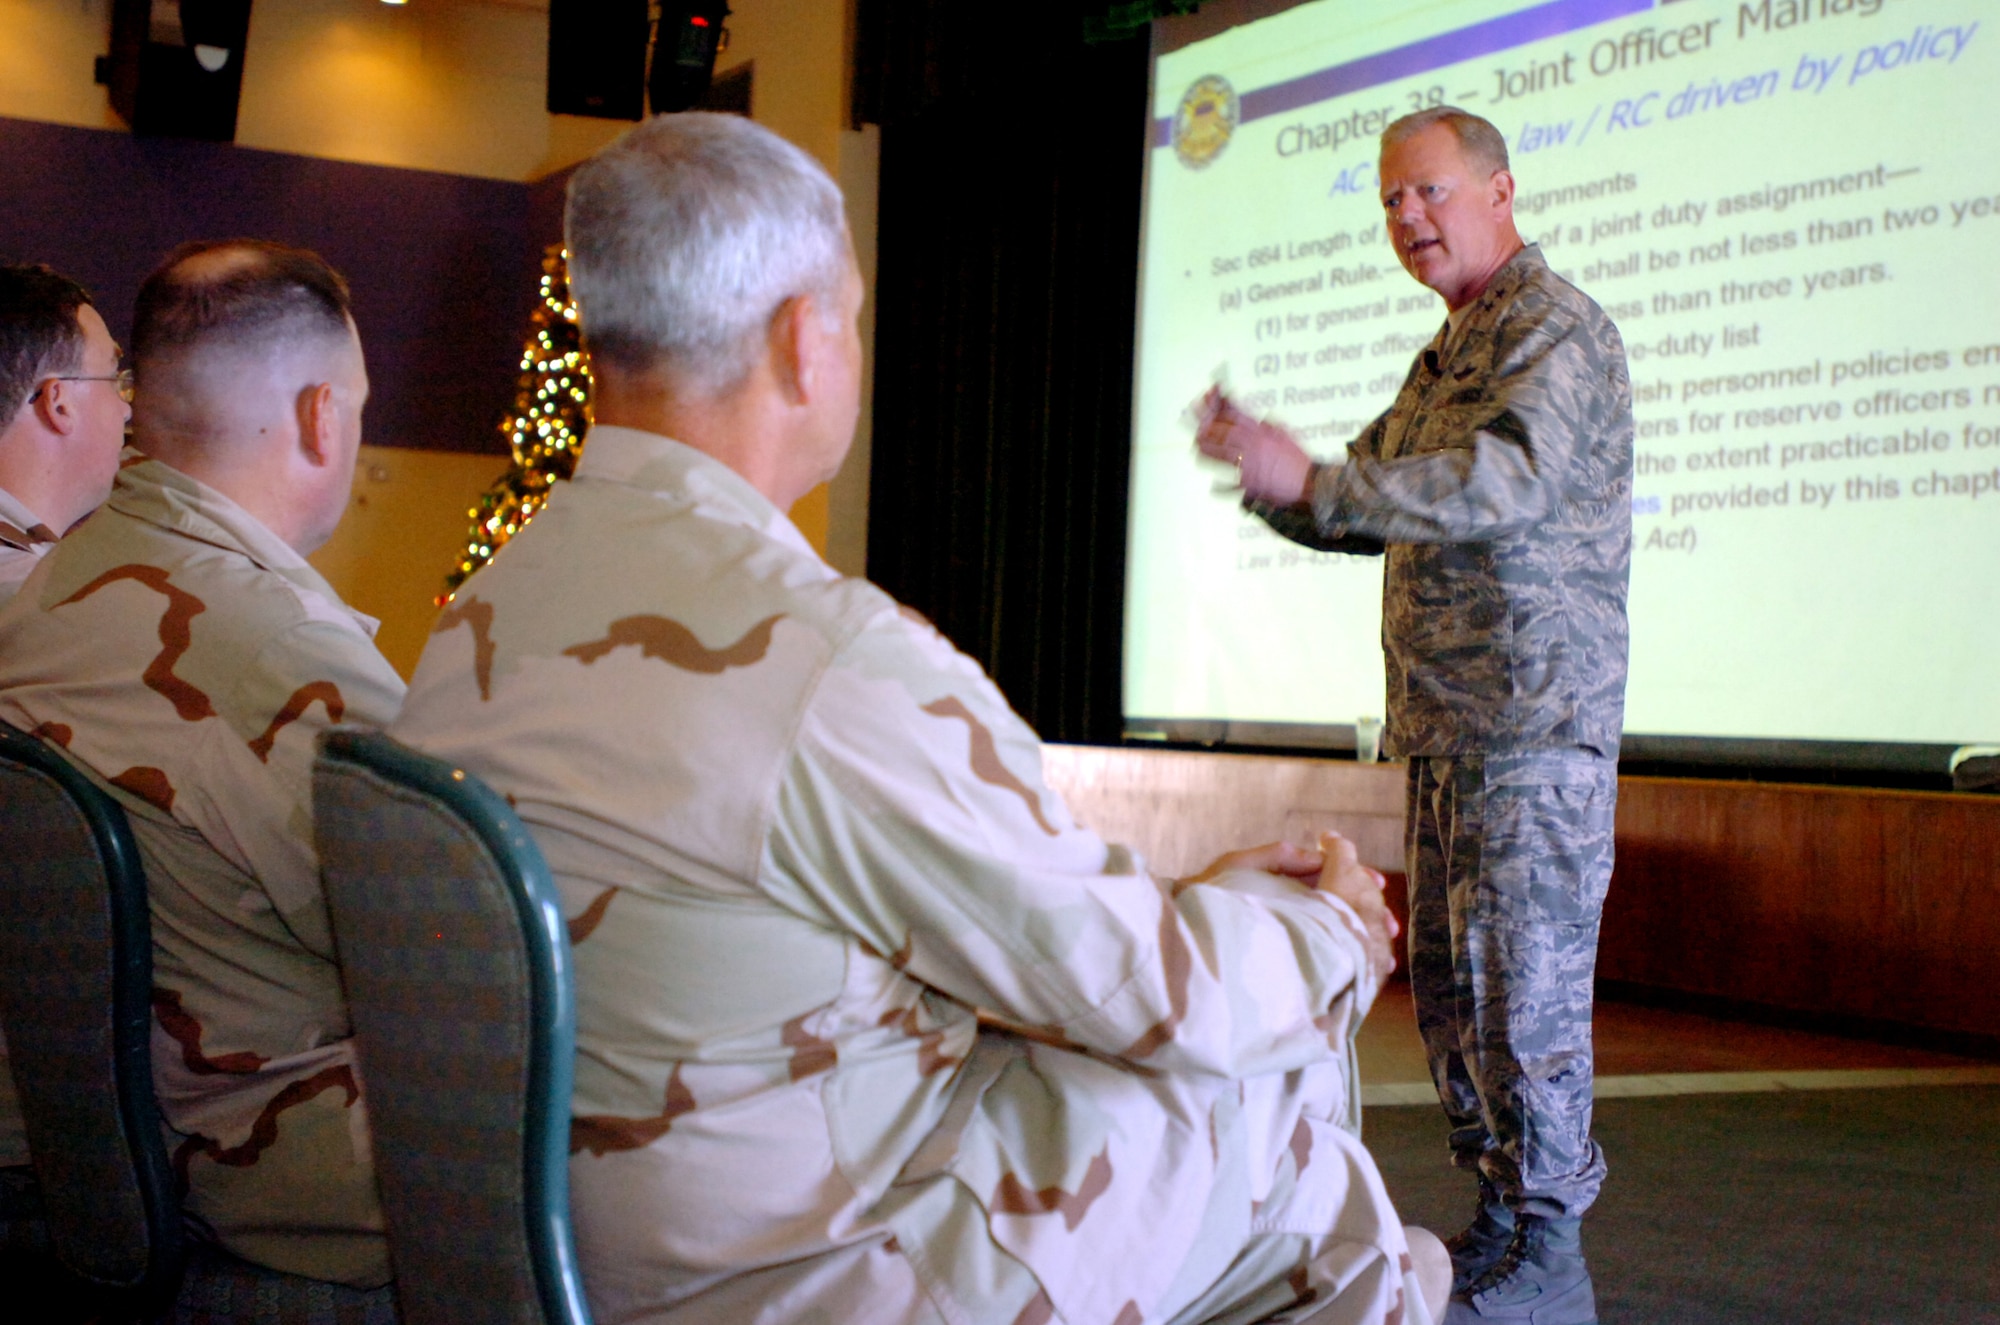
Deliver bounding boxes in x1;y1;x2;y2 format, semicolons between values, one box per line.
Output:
1404;750;1616;1218
584;1038;1436;1325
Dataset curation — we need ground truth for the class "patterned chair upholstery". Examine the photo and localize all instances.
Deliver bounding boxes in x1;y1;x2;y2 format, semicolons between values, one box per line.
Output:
0;720;400;1324
0;719;187;1316
173;1243;398;1324
0;1162;51;1259
313;728;591;1325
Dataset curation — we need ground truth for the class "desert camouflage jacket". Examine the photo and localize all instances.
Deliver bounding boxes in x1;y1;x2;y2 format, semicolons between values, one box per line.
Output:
1256;245;1634;758
393;426;1430;1325
0;457;404;1286
0;484;57;1170
0;485;57;606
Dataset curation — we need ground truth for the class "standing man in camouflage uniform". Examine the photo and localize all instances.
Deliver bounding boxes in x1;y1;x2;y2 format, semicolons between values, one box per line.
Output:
1194;106;1633;1325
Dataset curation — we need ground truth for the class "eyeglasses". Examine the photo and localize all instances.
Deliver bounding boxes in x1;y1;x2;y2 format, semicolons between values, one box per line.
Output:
28;369;136;406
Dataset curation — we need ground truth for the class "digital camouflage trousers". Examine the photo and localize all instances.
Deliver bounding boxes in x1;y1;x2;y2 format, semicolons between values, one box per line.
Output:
1404;749;1617;1218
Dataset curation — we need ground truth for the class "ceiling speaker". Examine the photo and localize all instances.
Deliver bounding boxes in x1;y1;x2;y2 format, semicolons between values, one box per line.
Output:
97;0;256;142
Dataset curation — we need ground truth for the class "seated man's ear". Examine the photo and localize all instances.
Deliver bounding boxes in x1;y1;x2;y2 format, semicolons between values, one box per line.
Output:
296;382;339;467
767;292;828;406
32;378;80;436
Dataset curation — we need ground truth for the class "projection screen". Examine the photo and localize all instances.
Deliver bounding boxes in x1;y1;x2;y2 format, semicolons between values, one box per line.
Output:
1124;0;1999;770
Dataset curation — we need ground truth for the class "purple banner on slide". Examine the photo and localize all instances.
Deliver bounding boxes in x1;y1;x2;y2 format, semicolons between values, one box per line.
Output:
1152;0;1655;147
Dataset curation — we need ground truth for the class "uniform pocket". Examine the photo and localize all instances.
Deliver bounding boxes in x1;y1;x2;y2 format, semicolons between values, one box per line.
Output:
1470;779;1615;929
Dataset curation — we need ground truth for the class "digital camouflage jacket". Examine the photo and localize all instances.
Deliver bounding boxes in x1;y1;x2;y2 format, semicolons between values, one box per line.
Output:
1256;245;1634;759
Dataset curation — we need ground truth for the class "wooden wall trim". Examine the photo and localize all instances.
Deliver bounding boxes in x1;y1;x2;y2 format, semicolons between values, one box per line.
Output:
1607;776;2000;1039
1044;745;2000;1039
1043;744;1406;875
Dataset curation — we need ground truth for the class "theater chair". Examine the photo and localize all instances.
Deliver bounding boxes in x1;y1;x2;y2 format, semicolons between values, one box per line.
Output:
314;729;592;1325
0;719;181;1318
0;719;399;1323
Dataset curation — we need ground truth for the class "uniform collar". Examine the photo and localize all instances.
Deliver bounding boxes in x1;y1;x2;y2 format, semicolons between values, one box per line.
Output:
105;454;382;638
1423;243;1545;374
1452;242;1544;333
0;486;58;552
571;425;821;562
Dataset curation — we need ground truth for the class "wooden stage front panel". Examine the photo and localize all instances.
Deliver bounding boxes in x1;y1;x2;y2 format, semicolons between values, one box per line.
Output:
1043;745;2000;1042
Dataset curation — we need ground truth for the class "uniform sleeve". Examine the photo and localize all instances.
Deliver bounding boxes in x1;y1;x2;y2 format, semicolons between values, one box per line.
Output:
193;620;406;959
759;613;1376;1080
1249;421;1388;555
1309;300;1607;545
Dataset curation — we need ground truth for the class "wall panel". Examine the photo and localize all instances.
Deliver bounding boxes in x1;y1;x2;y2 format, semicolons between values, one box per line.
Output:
0;114;533;455
1045;745;2000;1040
1605;778;2000;1040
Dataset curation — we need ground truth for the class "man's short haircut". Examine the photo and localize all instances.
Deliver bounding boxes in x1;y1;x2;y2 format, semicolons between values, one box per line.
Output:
565;112;850;392
0;264;95;417
132;239;353;369
1382;106;1511;176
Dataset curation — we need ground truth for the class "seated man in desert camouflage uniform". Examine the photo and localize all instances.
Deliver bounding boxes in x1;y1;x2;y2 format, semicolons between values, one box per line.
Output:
0;241;403;1287
0;264;129;603
0;263;133;1176
391;113;1449;1325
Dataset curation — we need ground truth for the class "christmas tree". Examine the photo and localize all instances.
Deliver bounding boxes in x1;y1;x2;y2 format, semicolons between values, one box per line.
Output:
441;246;592;601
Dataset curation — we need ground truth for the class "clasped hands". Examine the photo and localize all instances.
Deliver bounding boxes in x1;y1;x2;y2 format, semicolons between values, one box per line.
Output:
1192;385;1315;507
1184;832;1399;993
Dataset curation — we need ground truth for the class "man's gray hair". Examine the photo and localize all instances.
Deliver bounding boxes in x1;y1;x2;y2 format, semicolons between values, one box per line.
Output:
1382;106;1510;176
565;113;850;392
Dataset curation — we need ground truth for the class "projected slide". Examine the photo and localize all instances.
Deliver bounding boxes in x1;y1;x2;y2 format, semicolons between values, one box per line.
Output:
1125;0;1999;755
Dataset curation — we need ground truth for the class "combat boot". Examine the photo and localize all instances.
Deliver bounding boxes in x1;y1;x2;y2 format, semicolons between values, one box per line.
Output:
1443;1177;1514;1293
1442;1213;1596;1325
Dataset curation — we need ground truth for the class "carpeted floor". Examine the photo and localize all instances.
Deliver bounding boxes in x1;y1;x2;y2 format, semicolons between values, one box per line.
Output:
1365;1086;2000;1324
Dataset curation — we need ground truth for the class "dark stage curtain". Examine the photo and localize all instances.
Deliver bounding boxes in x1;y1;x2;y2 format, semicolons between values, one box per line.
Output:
856;4;1149;745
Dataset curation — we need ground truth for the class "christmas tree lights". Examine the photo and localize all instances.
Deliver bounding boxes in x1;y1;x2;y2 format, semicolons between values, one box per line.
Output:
441;246;592;601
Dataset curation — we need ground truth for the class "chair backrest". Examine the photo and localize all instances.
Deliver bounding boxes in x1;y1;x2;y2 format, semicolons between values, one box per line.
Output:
313;728;591;1325
0;720;185;1312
